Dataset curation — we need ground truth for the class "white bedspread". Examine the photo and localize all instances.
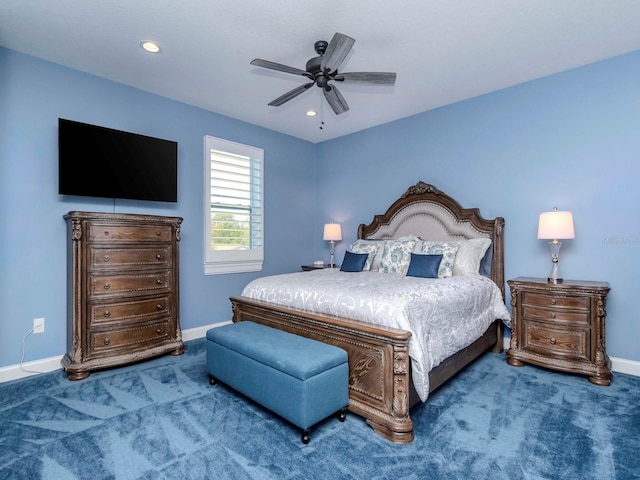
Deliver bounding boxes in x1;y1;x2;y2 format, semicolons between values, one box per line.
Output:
241;270;511;401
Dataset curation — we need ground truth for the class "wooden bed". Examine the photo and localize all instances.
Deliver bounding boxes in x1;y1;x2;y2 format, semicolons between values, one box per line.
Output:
230;181;505;444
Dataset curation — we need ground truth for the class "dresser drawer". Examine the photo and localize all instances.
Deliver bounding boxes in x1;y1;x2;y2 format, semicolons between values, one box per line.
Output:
87;223;173;242
522;292;589;310
523;322;590;362
89;320;170;356
90;296;170;326
89;246;173;271
89;271;171;297
522;305;590;325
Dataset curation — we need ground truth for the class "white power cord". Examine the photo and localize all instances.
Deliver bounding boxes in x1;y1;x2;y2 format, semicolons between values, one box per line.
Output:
20;328;44;374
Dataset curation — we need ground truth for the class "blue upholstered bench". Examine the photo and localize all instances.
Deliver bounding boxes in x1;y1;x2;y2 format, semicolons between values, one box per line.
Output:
206;321;349;444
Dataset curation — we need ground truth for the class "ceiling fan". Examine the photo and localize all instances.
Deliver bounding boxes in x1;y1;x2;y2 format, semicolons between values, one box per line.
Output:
250;32;396;115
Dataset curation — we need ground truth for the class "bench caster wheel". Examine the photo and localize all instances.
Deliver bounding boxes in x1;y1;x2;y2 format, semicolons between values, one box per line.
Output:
208;375;217;385
301;428;310;444
338;406;348;422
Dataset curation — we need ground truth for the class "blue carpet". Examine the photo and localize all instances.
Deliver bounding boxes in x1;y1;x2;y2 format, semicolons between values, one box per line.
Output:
0;339;638;479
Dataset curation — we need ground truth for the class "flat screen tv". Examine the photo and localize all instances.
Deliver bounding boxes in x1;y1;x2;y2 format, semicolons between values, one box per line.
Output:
58;118;178;202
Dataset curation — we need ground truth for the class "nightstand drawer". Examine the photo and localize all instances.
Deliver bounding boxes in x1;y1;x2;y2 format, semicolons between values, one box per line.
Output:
522;305;590;324
522;292;589;310
524;323;590;362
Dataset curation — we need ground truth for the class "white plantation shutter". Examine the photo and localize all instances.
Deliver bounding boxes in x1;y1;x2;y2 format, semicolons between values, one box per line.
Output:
203;136;264;274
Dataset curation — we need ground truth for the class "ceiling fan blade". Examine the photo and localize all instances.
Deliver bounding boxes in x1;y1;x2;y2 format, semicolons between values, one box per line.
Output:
320;33;355;73
334;72;397;85
323;85;349;115
267;83;314;107
250;59;313;79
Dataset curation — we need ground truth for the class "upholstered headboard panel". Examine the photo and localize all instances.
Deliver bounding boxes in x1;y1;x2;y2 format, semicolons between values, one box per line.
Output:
361;201;492;241
357;181;505;297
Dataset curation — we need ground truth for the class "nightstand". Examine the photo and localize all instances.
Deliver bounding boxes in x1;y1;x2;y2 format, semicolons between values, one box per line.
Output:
301;265;337;271
507;277;611;386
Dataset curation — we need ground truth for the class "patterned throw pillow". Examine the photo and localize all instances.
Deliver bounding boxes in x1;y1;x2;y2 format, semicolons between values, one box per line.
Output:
418;241;459;278
349;241;380;271
379;240;416;274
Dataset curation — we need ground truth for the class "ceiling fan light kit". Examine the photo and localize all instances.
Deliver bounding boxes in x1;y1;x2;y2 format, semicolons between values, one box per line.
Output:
250;33;397;115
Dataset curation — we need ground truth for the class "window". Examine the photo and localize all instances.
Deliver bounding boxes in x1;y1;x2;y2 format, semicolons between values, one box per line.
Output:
203;136;263;274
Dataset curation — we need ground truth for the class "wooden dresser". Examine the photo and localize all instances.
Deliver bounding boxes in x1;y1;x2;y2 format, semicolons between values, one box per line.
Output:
507;277;611;386
63;211;184;380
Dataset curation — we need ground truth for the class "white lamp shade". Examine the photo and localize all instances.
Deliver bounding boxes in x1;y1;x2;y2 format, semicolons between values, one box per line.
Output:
537;210;575;240
323;223;342;241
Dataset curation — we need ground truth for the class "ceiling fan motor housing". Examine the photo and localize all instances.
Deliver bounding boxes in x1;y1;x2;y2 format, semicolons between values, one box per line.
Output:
305;56;324;75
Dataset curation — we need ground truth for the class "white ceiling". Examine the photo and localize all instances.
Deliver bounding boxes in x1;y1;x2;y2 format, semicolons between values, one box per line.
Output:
2;1;640;143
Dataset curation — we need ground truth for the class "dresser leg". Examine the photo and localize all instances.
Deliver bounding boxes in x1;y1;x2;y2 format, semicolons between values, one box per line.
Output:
506;357;525;367
169;345;185;356
587;375;611;387
67;371;90;381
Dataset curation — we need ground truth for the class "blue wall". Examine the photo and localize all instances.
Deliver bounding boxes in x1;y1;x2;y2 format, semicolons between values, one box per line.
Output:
316;51;640;362
2;45;638;370
0;47;317;368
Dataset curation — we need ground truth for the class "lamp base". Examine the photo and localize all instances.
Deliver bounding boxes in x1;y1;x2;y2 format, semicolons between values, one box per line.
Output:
329;240;335;268
546;241;564;285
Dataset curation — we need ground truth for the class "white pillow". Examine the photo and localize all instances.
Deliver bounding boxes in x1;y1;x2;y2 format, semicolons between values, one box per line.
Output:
418;241;459;278
453;238;492;276
379;240;416;274
349;242;380;271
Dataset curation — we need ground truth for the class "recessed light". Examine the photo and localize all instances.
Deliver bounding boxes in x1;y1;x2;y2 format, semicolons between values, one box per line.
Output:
140;41;162;53
306;110;317;117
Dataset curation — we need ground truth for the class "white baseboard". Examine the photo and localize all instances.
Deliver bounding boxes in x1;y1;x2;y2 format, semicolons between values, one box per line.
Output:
610;356;640;377
0;321;232;384
1;327;638;383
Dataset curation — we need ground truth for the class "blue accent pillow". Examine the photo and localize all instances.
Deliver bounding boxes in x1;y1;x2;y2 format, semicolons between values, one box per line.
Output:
406;253;443;278
340;251;369;272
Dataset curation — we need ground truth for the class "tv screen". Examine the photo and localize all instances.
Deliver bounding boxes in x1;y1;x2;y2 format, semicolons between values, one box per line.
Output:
58;118;178;202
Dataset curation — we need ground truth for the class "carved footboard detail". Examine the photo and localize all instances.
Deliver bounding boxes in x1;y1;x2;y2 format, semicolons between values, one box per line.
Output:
230;296;415;444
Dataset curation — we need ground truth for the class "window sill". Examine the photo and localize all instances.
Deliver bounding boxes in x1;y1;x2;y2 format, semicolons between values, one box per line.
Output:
204;260;263;275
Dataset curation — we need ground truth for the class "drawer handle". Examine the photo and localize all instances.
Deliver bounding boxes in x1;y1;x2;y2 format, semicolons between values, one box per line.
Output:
104;283;111;290
156;254;162;260
104;231;110;236
156;304;163;310
156;328;163;335
103;255;110;262
156;231;161;236
156;279;162;285
549;338;557;345
551;299;556;305
104;337;111;346
104;311;111;318
550;312;556;319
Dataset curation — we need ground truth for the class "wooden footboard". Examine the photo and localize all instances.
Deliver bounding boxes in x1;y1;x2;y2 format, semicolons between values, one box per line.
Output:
230;295;502;444
231;296;414;443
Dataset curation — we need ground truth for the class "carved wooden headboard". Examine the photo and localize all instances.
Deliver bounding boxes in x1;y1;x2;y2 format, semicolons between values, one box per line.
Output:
357;181;505;297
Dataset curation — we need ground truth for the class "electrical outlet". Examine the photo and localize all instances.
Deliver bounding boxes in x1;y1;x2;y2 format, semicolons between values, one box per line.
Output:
33;317;45;334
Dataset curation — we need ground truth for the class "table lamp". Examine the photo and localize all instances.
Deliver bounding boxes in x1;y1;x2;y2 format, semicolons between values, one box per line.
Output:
323;223;342;268
537;208;575;284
